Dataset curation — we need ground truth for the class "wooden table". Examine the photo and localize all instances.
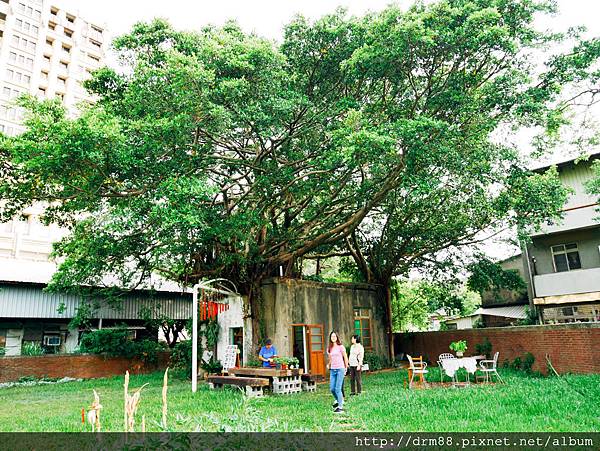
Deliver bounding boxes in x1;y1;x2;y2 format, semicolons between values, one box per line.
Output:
228;367;304;394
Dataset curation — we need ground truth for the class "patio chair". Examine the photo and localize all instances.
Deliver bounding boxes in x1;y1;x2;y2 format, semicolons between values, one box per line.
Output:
407;354;428;389
437;353;457;383
478;351;504;384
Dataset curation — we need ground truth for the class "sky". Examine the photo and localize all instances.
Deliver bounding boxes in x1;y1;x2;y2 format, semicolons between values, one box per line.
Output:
55;0;600;41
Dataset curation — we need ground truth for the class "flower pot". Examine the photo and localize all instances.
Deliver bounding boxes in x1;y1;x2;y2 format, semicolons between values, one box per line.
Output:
281;364;288;370
456;351;464;358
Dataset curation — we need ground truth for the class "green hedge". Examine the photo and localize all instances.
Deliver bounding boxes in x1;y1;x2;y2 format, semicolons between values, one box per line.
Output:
79;328;165;365
364;351;390;371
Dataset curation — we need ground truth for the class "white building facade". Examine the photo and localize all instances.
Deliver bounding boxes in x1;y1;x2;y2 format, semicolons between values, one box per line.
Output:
0;0;107;136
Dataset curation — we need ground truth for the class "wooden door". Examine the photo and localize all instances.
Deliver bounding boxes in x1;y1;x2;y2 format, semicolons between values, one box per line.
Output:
307;324;325;376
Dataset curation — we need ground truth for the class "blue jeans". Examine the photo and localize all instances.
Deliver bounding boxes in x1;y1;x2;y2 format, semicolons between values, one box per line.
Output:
330;368;345;409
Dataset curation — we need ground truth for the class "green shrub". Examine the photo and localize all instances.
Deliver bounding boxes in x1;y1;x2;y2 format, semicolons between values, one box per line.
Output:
201;357;223;374
0;347;5;356
21;342;44;356
511;356;522;370
18;376;37;383
80;328;136;358
170;340;193;376
364;351;390;371
170;339;208;377
475;338;492;358
516;307;538;326
135;339;166;365
522;352;535;373
472;318;485;329
79;328;163;364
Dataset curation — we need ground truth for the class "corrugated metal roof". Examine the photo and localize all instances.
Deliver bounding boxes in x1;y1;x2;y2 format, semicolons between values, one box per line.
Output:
473;305;527;319
0;284;193;320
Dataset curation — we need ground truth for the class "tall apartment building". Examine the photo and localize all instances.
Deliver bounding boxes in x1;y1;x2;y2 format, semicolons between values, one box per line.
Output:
0;0;107;136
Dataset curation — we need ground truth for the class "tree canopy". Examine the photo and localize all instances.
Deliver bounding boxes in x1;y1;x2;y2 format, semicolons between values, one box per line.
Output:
1;0;599;348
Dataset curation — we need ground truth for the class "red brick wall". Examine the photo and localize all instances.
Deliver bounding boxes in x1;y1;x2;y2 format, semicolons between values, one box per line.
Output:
395;324;600;375
0;352;170;383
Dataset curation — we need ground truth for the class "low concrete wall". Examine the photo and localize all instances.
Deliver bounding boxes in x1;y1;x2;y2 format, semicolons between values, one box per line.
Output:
0;352;170;383
395;323;600;375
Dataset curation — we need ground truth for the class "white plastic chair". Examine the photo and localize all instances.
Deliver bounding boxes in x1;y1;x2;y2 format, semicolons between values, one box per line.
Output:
407;354;428;389
438;353;457;383
478;351;504;384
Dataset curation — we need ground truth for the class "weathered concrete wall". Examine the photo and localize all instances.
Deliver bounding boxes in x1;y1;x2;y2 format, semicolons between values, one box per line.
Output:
260;278;388;359
215;296;252;365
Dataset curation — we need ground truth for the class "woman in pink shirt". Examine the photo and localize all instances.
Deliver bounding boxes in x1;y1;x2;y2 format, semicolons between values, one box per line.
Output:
327;331;348;413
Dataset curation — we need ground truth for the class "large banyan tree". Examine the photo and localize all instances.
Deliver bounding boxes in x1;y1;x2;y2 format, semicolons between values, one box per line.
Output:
1;0;599;353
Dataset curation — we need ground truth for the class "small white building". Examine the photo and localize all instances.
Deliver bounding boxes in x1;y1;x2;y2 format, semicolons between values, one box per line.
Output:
444;305;528;330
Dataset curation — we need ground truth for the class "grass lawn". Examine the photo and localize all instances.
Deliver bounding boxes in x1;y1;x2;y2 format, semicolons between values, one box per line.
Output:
0;368;598;432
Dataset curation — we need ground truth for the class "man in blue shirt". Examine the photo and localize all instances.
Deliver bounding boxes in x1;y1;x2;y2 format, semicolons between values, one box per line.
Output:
258;338;278;367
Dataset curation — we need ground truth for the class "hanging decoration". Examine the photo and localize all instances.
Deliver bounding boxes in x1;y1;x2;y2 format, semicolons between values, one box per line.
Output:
199;288;230;321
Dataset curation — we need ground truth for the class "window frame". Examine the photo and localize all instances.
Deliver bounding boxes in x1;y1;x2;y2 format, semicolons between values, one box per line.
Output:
551;243;582;273
353;307;373;349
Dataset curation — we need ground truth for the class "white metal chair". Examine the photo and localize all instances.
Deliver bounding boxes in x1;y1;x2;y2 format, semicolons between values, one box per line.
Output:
407;354;428;389
478;351;504;384
438;353;457;383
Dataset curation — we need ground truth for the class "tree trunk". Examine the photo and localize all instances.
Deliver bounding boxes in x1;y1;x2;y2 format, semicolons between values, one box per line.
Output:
243;277;267;356
384;281;395;364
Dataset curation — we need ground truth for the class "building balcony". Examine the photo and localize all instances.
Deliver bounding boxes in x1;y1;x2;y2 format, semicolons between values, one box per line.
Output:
531;205;599;237
534;267;600;300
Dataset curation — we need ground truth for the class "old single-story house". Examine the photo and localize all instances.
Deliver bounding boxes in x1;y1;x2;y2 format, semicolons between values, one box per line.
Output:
0;213;192;355
215;278;389;378
0;259;192;356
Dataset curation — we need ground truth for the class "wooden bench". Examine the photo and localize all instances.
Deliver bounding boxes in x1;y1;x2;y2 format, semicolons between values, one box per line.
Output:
207;375;270;398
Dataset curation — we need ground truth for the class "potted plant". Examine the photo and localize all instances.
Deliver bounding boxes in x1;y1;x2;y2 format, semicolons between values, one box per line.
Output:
289;357;300;369
273;357;286;370
449;340;468;357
